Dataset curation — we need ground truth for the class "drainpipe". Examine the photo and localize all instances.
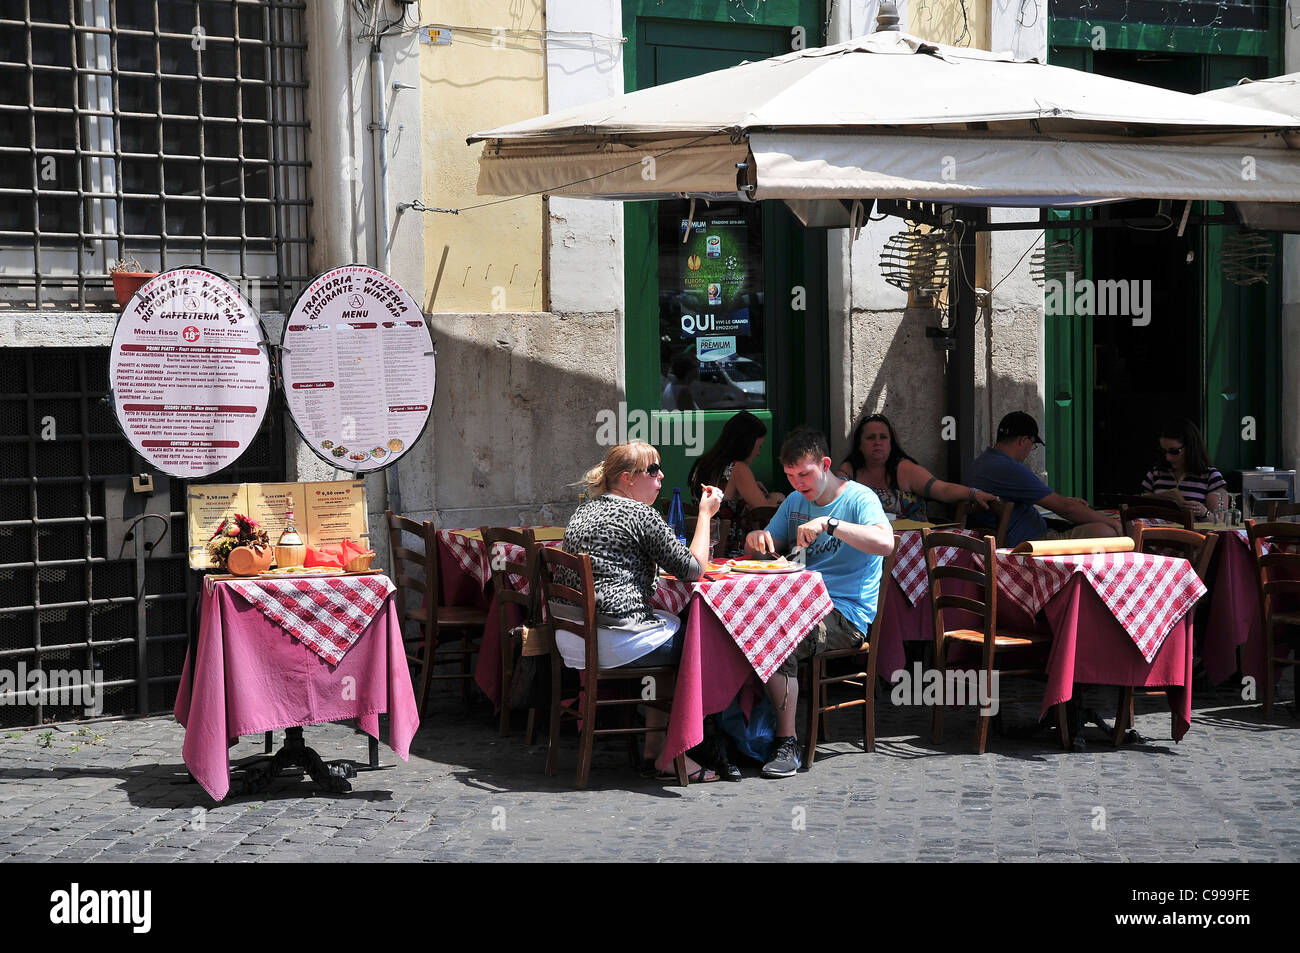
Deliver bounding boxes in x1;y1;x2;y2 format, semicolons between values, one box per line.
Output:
368;35;401;514
369;43;391;274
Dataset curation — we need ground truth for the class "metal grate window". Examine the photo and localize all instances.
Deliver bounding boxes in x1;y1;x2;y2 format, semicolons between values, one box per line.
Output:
0;347;286;727
0;0;311;313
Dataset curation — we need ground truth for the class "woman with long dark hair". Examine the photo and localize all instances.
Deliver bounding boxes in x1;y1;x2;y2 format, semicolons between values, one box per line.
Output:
837;412;996;519
688;411;785;554
1140;417;1228;518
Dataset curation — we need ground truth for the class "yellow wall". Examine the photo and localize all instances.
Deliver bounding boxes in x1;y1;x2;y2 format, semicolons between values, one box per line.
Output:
908;0;991;50
419;1;547;313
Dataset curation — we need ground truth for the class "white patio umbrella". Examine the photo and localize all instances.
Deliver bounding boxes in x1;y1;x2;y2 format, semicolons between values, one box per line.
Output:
468;31;1300;208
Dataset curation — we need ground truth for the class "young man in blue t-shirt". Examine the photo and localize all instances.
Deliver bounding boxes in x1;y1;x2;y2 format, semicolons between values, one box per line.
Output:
743;427;894;778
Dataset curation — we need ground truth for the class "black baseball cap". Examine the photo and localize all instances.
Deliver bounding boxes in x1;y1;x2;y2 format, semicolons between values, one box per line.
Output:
996;411;1046;447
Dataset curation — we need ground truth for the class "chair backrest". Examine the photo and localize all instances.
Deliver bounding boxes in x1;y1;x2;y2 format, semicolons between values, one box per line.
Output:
1132;525;1218;582
1245;519;1300;610
385;509;437;628
480;526;540;623
1267;501;1300;522
1120;502;1194;537
739;505;780;537
922;528;997;649
538;547;599;673
953;499;1013;547
867;545;897;644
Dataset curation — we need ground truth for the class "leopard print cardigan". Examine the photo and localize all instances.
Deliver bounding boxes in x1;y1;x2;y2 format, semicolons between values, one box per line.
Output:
560;494;702;626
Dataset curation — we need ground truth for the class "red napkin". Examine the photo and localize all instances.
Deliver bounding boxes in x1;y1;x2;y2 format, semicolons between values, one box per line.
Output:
341;538;373;563
304;544;345;568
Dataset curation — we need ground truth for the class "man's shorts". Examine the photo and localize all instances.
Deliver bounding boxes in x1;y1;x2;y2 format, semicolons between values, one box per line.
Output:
778;608;866;677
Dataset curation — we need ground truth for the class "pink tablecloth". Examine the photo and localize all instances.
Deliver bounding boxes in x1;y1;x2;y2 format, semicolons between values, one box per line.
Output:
883;541;1200;736
658;571;832;769
1040;575;1193;741
1200;529;1300;687
174;578;420;802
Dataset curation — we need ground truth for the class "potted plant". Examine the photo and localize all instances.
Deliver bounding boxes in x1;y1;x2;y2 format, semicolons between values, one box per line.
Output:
109;256;157;308
207;513;273;575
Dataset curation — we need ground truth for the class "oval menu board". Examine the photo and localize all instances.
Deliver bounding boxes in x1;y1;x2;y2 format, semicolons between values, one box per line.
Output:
108;267;271;478
281;266;435;473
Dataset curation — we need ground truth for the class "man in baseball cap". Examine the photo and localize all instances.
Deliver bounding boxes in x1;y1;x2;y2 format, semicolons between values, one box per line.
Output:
996;411;1045;446
969;411;1120;546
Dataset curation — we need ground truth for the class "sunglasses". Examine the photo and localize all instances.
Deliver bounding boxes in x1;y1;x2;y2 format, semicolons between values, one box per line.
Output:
1161;446;1185;457
632;463;664;477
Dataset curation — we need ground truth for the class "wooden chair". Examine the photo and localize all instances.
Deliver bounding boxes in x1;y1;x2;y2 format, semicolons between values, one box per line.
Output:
537;547;688;788
739;505;780;538
952;498;1013;547
923;528;1069;753
1120;502;1194;537
385;510;487;714
1245;520;1300;719
802;545;897;766
1111;526;1219;743
1267;501;1300;522
480;526;540;738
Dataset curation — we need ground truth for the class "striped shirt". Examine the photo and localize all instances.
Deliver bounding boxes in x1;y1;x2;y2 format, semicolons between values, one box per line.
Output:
1140;465;1227;505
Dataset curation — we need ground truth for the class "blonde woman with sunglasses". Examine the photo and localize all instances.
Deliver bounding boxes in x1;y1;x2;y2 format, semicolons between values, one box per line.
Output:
555;443;733;781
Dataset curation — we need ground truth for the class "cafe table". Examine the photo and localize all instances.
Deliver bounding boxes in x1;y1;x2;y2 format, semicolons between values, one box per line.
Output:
434;525;567;706
174;572;420;802
1198;525;1299;688
656;568;833;771
885;529;1205;740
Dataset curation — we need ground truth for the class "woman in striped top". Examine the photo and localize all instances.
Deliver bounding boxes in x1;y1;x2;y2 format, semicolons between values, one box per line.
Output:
1140;417;1229;519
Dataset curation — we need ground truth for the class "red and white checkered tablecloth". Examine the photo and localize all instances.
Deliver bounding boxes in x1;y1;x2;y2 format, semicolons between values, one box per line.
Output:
996;552;1206;662
439;529;565;594
222;573;396;665
892;528;984;605
653;577;692;616
438;529;492;589
693;571;833;682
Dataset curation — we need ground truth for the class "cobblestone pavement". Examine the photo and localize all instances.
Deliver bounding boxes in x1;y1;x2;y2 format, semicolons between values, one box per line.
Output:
0;679;1297;863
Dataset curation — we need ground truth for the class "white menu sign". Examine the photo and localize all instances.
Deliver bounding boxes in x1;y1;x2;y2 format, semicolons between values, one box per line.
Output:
281;266;435;473
108;267;270;478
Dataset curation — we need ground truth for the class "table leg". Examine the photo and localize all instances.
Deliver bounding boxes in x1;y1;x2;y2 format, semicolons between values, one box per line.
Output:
231;727;357;796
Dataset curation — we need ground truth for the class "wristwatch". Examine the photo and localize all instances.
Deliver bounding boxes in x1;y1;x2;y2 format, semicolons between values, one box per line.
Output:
826;517;841;537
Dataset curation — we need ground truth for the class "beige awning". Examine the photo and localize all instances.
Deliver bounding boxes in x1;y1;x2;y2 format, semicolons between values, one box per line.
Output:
469;31;1300;207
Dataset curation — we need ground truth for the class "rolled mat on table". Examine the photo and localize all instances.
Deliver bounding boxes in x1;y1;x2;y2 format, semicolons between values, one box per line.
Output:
1010;537;1136;556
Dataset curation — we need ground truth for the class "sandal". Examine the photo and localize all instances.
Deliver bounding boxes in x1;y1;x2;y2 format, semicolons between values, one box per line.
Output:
654;765;722;782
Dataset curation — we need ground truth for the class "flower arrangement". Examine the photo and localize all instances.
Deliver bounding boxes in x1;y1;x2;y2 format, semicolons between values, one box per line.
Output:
207;513;270;569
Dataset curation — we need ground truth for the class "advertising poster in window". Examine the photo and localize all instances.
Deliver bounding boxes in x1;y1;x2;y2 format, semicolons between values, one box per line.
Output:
657;203;766;411
108;268;271;478
281;266;435;473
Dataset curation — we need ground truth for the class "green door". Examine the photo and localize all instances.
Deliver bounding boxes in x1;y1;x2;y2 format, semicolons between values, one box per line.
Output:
623;5;827;504
1047;21;1283;499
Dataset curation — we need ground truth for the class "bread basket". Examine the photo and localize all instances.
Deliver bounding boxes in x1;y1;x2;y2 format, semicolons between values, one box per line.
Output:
344;553;375;573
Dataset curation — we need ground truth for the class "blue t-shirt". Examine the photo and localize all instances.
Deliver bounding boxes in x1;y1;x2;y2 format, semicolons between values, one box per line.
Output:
968;447;1052;547
763;481;887;636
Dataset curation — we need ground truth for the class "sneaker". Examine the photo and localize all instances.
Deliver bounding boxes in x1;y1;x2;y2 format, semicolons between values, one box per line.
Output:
761;735;802;778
